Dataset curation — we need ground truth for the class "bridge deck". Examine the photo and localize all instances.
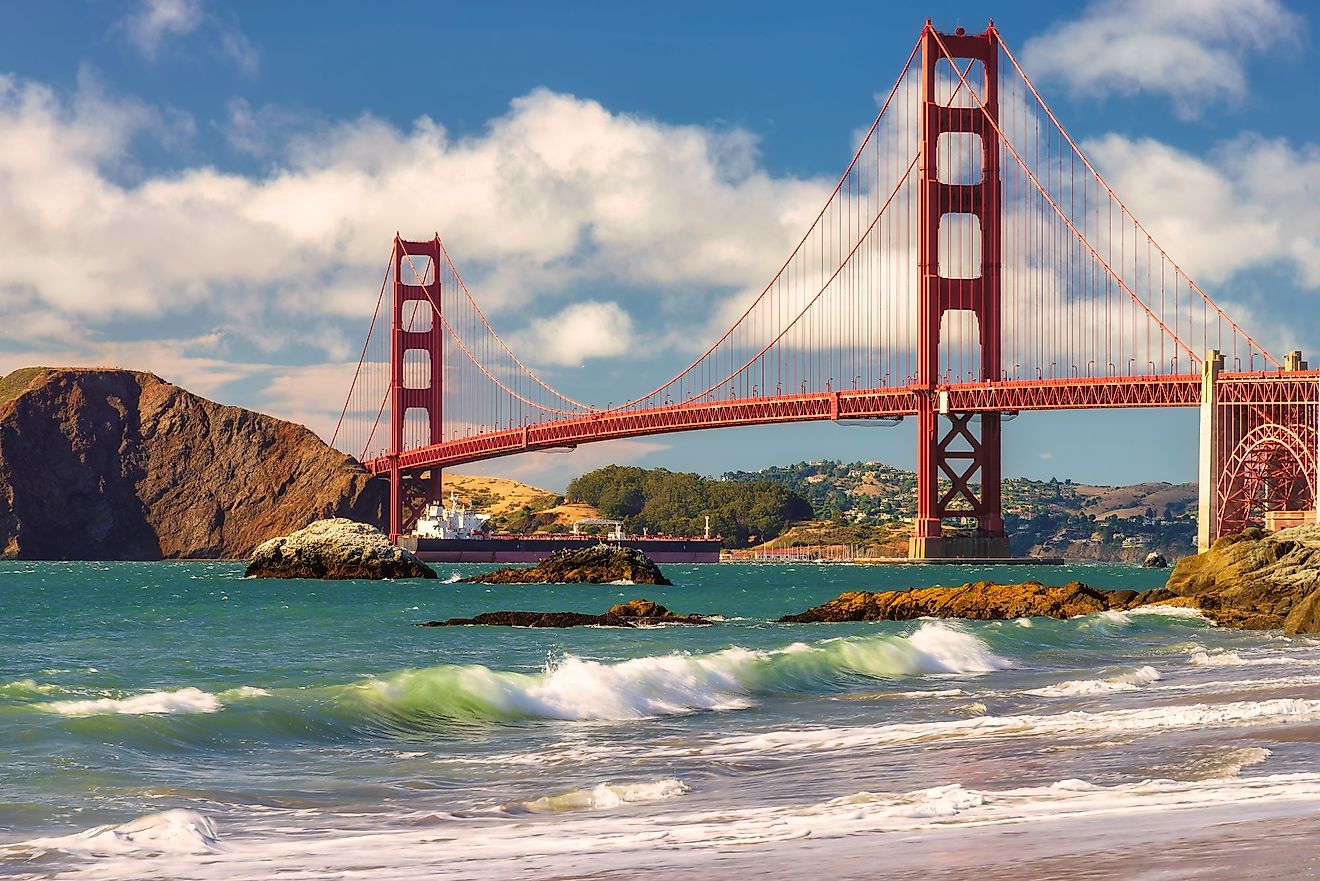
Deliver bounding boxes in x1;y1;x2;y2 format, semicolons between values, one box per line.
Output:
363;372;1320;474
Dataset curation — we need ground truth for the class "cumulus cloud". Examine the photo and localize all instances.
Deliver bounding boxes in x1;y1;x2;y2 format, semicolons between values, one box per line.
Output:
509;301;636;366
0;73;830;449
1021;0;1299;117
1086;133;1320;289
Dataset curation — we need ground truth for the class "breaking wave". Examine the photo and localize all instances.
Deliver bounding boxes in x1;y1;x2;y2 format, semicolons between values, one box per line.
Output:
339;620;1010;724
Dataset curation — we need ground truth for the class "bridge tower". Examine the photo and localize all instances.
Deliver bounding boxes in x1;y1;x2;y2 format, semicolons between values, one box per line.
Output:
909;22;1011;559
388;235;444;541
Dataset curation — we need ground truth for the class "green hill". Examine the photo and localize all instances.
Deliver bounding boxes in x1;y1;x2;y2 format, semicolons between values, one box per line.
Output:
565;465;813;548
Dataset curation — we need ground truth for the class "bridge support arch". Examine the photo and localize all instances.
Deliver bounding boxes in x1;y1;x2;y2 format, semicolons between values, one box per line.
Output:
909;22;1010;559
1200;348;1319;550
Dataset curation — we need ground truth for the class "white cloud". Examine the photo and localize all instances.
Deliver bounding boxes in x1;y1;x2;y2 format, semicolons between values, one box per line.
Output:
123;0;259;75
1021;0;1299;118
0;78;825;330
509;301;636;366
1085;133;1320;289
125;0;204;57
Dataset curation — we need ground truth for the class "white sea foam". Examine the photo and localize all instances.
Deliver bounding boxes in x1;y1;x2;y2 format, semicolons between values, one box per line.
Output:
1127;604;1213;622
1027;665;1161;697
441;572;462;584
708;697;1320;756
45;687;222;716
30;774;1320;880
520;778;689;813
1188;647;1320;668
20;809;222;856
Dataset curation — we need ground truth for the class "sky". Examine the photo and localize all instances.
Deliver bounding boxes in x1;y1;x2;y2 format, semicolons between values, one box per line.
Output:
1;0;1317;490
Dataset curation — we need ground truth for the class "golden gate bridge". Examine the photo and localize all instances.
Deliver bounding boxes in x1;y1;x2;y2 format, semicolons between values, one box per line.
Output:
332;20;1319;559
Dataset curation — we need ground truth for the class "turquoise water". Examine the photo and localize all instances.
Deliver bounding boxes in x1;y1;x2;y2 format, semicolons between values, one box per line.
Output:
4;561;1320;880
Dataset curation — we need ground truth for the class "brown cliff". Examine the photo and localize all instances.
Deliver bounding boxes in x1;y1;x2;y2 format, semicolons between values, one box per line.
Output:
0;367;385;560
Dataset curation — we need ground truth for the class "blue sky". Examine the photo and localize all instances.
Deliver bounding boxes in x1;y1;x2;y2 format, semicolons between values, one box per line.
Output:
1;0;1317;490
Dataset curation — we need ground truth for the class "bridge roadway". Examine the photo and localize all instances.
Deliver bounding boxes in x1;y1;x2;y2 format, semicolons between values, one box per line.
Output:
363;371;1320;475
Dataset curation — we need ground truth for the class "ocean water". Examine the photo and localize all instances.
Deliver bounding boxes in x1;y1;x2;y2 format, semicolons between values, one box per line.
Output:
4;561;1320;879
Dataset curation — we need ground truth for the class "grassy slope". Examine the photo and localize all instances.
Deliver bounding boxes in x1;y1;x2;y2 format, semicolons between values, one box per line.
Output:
439;474;602;529
0;367;48;408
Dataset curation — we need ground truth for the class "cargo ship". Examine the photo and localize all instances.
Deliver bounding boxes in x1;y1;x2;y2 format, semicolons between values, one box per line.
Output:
397;495;723;563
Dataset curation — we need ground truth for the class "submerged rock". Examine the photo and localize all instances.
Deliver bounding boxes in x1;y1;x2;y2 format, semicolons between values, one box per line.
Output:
245;519;436;579
778;580;1115;623
420;598;707;628
1161;524;1320;633
460;544;672;585
1142;551;1169;569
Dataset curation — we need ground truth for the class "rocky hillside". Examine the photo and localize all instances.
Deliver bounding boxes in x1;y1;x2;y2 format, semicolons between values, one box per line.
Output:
0;367;385;560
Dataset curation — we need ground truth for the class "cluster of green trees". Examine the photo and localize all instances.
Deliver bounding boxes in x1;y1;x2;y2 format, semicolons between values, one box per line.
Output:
566;465;812;548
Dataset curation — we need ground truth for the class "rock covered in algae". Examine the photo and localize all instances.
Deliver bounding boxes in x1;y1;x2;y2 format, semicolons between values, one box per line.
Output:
420;598;707;628
245;518;436;579
460;544;671;585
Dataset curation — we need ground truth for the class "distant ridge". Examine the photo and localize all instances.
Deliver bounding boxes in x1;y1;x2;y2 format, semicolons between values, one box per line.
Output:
0;367;384;560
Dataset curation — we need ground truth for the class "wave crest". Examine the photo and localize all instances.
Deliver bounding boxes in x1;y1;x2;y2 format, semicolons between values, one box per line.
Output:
345;621;1010;724
45;688;222;716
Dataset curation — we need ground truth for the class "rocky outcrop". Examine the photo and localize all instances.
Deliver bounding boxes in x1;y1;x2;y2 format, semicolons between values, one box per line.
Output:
420;598;707;627
1159;525;1320;633
779;580;1116;623
460;544;672;585
246;519;435;579
779;528;1320;632
1142;551;1169;568
0;367;385;560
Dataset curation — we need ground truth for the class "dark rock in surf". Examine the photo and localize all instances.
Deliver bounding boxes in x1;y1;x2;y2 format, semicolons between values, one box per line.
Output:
459;544;671;585
419;597;707;628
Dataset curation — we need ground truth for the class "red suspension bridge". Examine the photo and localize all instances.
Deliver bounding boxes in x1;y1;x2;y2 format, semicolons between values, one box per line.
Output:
334;20;1319;558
